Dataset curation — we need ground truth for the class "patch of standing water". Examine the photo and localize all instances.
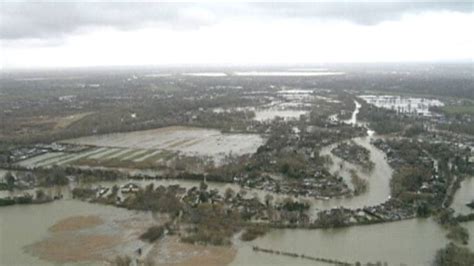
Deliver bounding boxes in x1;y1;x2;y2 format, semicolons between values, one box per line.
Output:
253;109;308;122
359;95;444;117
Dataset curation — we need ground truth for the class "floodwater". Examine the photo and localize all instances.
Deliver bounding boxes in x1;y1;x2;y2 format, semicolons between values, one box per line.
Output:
359;95;444;116
253;90;314;122
451;177;474;215
317;134;392;210
254;109;308;122
451;176;474;252
345;100;361;126
0;200;156;266
61;126;265;159
232;218;447;266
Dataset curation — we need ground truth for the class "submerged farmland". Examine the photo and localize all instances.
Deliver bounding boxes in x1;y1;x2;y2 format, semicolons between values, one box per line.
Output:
17;126;266;170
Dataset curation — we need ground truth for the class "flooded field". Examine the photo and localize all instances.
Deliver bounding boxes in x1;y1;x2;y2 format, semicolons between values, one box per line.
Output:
213;89;341;122
62;126;264;158
16;126;266;169
254;109;308;122
359;95;444;116
253;89;319;122
0;200;158;266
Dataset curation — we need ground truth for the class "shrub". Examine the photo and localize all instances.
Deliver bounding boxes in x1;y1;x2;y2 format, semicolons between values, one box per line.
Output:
240;226;268;241
72;187;96;199
140;225;165;243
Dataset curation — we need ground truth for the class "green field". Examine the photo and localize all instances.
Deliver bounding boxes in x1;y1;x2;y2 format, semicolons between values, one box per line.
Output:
442;105;474;115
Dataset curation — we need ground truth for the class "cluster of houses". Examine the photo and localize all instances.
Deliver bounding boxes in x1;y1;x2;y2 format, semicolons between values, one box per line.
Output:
235;174;350;199
331;141;373;169
313;199;417;228
85;181;315;227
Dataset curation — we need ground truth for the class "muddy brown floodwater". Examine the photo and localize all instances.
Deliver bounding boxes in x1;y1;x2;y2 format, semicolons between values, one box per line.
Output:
0;200;158;266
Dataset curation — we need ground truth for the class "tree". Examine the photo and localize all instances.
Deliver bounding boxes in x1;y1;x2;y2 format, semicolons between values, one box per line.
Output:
199;179;208;191
5;172;15;190
113;255;132;266
224;188;235;201
264;194;274;206
35;189;46;200
434;243;474;266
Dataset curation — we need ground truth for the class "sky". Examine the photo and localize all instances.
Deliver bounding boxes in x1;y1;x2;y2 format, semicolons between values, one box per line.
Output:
0;1;473;69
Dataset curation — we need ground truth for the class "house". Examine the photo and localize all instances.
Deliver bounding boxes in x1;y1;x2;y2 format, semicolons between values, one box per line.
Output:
120;183;140;193
97;186;110;197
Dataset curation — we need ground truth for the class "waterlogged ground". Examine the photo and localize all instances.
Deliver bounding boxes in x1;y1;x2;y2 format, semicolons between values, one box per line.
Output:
253;89;320;122
0;200;158;266
254;109;308;122
145;236;236;266
17;126;266;169
61;126;264;158
359;95;444;116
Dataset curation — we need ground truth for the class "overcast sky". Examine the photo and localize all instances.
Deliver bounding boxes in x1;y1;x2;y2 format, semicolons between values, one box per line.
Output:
0;1;473;69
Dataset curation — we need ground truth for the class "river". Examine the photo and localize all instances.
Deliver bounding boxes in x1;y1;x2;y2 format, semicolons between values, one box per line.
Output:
450;176;474;252
315;100;391;210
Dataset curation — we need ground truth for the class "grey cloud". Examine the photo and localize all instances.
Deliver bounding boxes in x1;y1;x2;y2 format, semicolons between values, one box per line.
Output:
1;1;472;40
0;2;225;40
252;2;473;25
